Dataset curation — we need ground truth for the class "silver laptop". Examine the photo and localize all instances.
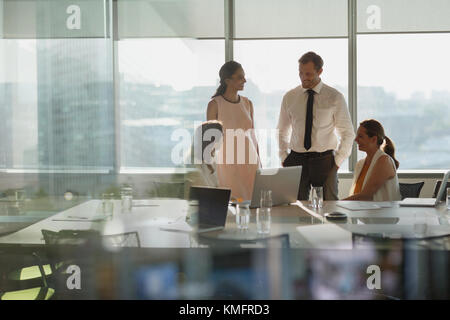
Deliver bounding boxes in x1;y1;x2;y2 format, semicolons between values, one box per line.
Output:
249;166;302;208
399;170;450;207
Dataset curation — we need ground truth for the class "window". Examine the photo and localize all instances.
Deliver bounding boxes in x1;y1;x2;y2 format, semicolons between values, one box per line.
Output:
0;0;113;171
116;0;225;170
356;0;450;169
118;39;225;168
234;39;348;168
357;34;450;169
1;0;448;181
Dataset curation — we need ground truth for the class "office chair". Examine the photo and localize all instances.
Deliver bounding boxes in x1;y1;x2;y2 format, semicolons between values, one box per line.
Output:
41;229;140;269
103;231;141;248
433;180;450;202
0;251;55;300
40;229;140;299
147;181;185;199
399;182;425;200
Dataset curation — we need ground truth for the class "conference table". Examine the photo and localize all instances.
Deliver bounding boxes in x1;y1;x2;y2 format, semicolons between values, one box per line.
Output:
1;198;449;300
1;198;449;250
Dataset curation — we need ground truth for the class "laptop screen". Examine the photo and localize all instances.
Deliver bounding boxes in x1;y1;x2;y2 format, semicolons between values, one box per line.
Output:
189;187;231;227
436;171;450;203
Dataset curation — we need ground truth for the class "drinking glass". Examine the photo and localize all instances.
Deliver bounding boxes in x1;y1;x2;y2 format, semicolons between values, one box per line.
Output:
236;203;250;230
102;193;114;217
257;208;271;234
186;200;199;223
121;186;133;214
310;186;323;209
258;190;272;234
446;188;450;210
260;190;273;208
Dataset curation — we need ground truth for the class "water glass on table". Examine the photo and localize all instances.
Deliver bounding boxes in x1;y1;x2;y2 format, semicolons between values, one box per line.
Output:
102;193;114;217
447;187;450;210
257;190;272;234
14;189;25;210
120;186;133;214
236;203;250;230
310;186;323;209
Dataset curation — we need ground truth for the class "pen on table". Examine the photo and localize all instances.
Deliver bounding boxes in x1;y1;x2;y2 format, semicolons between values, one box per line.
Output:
67;216;88;219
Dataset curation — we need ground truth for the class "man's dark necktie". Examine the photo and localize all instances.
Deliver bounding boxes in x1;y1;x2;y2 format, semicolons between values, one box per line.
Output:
304;89;315;150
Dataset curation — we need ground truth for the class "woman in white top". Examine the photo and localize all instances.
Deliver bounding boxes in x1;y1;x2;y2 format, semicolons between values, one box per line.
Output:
345;119;401;201
184;121;222;198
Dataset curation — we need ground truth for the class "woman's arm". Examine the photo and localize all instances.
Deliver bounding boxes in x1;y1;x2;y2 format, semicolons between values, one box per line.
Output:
249;100;255;128
248;100;260;157
344;155;396;200
206;100;218;120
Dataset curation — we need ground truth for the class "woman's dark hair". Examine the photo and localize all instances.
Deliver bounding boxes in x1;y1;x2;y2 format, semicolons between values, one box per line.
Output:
211;61;243;98
360;119;399;169
192;120;223;164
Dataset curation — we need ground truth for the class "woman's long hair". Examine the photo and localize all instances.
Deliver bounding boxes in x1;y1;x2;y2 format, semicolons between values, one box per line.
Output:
192;120;223;165
360;119;400;169
211;61;243;98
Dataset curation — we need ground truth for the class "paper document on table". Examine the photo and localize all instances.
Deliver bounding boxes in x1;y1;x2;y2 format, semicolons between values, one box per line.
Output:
159;221;193;233
52;214;107;222
132;200;160;207
296;224;353;249
372;202;395;208
336;201;382;211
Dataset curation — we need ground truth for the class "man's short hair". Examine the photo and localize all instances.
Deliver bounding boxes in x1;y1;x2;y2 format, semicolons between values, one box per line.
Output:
298;52;324;71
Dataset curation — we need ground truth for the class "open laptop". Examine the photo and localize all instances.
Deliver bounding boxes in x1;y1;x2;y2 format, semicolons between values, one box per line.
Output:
249;166;302;208
160;186;231;234
188;186;231;232
399;170;450;207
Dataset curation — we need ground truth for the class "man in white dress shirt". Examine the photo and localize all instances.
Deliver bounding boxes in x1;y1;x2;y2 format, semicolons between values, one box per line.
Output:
277;52;355;200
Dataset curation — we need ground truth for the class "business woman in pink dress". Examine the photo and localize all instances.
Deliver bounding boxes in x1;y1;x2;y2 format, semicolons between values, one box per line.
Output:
206;61;261;201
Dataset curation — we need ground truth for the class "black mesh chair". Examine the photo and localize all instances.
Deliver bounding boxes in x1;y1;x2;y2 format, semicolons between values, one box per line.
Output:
399;182;425;200
40;229;140;299
433;181;450;202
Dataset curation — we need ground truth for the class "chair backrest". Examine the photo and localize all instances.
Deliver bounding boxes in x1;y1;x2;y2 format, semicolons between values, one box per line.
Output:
103;231;141;248
41;229;140;248
399;182;425;200
433;181;450;202
42;229;102;246
148;181;185;198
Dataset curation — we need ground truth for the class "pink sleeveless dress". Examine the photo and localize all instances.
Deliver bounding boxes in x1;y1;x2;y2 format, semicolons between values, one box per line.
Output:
213;95;261;200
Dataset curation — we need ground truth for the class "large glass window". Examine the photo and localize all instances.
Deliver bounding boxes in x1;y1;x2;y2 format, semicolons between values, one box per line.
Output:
0;41;113;170
0;0;113;200
118;39;225;169
234;40;349;169
2;0;449;177
357;36;450;169
117;0;225;170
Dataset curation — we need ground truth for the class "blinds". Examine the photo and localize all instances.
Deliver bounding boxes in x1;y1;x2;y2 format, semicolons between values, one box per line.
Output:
117;0;224;39
1;0;107;39
234;0;348;38
357;0;450;33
